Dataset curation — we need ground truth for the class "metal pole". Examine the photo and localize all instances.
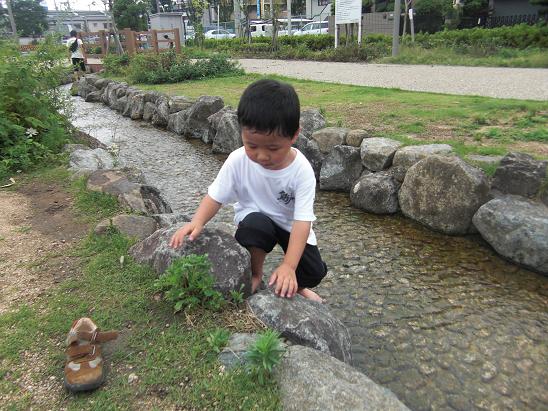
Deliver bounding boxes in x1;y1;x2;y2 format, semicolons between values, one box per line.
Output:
409;8;415;42
358;14;362;46
217;3;220;34
287;0;291;35
334;14;338;49
6;0;18;39
392;0;401;56
233;0;241;37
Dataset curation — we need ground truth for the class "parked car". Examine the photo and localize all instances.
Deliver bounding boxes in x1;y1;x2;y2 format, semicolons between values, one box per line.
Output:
204;29;236;39
294;21;329;36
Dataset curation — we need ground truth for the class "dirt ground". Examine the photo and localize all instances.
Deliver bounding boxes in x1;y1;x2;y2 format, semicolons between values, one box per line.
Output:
0;178;89;408
0;180;87;315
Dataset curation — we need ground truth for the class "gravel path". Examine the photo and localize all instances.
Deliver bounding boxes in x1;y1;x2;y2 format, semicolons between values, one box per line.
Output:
237;59;548;101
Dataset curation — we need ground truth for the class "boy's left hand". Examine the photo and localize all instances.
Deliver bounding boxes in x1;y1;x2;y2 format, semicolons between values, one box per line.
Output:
269;263;298;298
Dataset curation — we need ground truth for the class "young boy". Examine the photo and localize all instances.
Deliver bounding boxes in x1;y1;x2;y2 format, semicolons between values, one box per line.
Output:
169;79;327;302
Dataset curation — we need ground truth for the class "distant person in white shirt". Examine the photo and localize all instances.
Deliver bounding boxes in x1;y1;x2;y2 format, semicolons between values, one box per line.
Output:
170;79;327;302
67;30;85;79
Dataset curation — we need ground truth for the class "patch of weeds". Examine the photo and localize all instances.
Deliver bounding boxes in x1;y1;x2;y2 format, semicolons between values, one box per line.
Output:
154;254;225;312
246;329;285;386
15;226;32;233
71;176;124;221
229;285;245;305
207;328;230;354
472;114;489;125
516;127;548;143
0;236;5;241
484;128;504;139
398;121;426;134
466;160;500;177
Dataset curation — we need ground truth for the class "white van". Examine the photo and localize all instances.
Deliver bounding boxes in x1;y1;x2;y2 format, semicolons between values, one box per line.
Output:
250;23;273;37
294;21;329;36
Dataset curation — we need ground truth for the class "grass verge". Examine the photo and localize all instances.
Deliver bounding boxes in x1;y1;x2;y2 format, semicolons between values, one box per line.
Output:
0;167;278;410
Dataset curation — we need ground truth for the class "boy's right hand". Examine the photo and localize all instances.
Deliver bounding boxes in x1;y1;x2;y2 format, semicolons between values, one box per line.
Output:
169;222;203;248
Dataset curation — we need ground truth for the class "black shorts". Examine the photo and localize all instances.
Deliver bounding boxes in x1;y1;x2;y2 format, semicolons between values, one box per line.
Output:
72;58;85;72
235;212;327;288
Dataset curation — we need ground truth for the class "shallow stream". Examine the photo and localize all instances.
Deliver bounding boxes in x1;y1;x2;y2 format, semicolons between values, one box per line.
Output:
72;98;547;411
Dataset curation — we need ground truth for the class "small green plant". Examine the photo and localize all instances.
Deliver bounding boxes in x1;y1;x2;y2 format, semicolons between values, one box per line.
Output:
154;254;225;312
207;328;230;353
246;330;285;385
229;284;245;305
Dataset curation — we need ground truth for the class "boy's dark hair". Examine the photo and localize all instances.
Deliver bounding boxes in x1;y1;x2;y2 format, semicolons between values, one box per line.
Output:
237;79;300;138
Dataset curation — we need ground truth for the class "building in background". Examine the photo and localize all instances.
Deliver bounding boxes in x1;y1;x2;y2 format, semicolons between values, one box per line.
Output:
46;10;111;35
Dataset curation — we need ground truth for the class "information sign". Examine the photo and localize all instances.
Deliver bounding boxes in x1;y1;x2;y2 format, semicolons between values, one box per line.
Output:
335;0;362;24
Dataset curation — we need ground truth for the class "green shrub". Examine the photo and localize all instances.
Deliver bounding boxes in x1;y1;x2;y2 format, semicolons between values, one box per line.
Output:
125;52;242;84
154;254;225;312
0;36;71;181
102;53;130;75
246;329;285;385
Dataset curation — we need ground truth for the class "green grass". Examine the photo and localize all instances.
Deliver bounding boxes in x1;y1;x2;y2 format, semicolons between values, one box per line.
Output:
381;46;548;68
126;73;548;160
0;170;279;410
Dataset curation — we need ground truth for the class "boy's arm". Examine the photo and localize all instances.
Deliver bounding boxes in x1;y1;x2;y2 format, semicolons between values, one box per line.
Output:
169;195;222;248
269;220;311;298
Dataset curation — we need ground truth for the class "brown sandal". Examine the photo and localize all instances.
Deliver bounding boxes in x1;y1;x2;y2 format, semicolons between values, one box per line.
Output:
64;318;118;392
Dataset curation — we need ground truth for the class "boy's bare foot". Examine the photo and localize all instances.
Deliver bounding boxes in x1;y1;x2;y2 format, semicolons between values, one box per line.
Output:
297;288;324;303
251;275;263;293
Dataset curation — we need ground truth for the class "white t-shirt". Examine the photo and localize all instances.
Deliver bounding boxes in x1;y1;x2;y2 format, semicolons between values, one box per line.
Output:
67;37;84;59
208;147;318;245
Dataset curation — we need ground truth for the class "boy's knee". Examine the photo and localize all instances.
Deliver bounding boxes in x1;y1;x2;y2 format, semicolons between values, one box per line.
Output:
235;212;278;253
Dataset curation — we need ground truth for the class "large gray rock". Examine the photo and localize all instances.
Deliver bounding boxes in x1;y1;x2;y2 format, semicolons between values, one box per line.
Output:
211;112;242;154
294;134;323;180
345;129;370;147
122;89;139;116
101;81;121;106
94;78;112;90
142;102;156;122
129;225;252;298
144;91;161;104
94;214;158;240
83;74;101;87
152;96;170;128
351;171;401;214
151;213;191;228
169;95;194;114
311;127;349;154
183;95;224;139
112;95;127;113
87;170;172;215
473;196;548;274
77;77;94;99
247;290;352;363
276;345;409;411
319;145;362;192
492;152;548;198
300;109;326;138
168;109;190;135
360;138;403;171
393;144;453;172
84;91;102;103
207;106;234;145
69;148;114;174
129;93;146;120
399;156;490;234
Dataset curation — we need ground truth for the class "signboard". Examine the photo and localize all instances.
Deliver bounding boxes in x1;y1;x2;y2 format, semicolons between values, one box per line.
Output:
257;0;261;19
335;0;362;24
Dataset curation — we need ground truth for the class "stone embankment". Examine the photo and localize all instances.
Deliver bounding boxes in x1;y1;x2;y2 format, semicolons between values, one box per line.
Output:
77;75;548;275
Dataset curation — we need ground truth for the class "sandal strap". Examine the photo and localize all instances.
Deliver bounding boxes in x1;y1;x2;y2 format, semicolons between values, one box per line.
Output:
67;344;96;359
76;330;119;343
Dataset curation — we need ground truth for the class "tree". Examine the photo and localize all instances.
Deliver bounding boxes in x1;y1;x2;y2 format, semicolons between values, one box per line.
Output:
530;0;548;16
291;0;305;15
219;0;233;22
413;0;452;33
0;0;47;36
113;0;148;31
183;0;208;46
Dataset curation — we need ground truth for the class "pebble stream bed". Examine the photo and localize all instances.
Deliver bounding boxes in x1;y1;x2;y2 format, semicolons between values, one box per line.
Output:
72;98;547;411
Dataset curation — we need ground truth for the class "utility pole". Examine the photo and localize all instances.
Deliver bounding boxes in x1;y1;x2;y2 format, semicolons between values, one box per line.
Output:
233;0;241;36
392;0;401;56
6;0;18;40
286;0;291;35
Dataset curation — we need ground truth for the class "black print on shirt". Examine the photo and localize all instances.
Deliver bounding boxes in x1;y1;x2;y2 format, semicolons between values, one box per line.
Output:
277;190;295;205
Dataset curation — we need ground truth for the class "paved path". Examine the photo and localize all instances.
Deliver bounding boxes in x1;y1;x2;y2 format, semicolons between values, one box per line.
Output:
237;59;548;101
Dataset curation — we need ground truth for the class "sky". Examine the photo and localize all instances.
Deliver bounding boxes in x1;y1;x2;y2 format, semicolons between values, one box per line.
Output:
45;0;104;11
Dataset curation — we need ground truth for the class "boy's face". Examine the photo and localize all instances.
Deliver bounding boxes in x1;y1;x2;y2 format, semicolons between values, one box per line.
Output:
241;127;299;170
